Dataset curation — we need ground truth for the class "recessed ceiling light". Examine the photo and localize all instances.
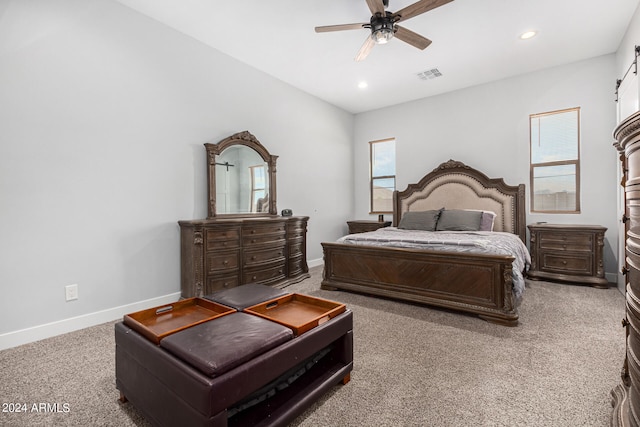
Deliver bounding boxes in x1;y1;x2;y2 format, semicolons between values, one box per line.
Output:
520;31;537;40
358;81;368;89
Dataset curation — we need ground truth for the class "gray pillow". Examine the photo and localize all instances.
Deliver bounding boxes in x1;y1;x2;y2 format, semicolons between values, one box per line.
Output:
398;210;442;231
436;209;483;231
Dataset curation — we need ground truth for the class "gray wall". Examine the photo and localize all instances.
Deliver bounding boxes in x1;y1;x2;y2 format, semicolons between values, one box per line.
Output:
0;0;353;340
353;55;619;279
1;0;637;347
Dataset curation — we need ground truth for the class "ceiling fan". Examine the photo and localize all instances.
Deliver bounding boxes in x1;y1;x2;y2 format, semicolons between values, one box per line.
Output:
315;0;453;61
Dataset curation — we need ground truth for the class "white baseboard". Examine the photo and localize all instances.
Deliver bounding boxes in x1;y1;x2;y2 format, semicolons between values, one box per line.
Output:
0;292;181;351
308;257;323;268
606;272;619;287
0;259;326;351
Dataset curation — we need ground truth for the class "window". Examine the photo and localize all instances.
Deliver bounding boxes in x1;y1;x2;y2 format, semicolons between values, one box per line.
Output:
529;107;580;213
370;138;396;213
249;165;267;212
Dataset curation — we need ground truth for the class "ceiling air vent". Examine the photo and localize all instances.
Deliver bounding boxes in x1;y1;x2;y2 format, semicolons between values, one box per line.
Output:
416;68;442;80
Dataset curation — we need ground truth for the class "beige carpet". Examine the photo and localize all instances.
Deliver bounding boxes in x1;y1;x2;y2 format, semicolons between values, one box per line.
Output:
0;266;626;426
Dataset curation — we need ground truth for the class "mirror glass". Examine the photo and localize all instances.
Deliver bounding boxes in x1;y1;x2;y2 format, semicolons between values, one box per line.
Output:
215;145;269;214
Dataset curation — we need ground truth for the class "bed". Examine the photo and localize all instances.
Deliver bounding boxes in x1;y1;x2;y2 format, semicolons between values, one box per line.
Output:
321;159;529;326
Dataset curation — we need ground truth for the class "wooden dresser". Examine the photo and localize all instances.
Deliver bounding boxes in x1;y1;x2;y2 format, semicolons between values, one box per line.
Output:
611;110;640;427
179;216;309;298
527;223;608;288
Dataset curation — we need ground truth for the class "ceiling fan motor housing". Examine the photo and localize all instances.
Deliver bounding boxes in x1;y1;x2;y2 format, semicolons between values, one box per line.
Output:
369;12;396;43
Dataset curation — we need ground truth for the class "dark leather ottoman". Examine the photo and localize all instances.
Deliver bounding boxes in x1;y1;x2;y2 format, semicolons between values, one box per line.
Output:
115;309;353;427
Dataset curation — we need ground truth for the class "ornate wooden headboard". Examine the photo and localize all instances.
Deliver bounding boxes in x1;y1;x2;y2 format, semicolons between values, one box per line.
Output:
393;160;526;242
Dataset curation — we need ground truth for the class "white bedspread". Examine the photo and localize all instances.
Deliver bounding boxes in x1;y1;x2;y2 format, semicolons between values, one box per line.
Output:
337;227;531;301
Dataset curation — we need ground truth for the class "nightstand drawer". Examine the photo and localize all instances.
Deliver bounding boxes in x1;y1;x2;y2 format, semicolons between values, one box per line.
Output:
347;220;391;234
541;253;592;275
539;233;593;251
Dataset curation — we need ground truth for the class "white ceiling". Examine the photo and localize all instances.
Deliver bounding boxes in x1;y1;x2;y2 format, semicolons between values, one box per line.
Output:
115;0;639;114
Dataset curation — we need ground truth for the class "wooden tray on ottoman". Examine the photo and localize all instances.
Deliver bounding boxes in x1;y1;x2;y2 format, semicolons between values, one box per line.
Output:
244;294;346;336
123;298;236;344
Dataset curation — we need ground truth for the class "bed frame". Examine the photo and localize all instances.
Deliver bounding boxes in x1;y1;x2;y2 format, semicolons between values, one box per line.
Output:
321;159;526;326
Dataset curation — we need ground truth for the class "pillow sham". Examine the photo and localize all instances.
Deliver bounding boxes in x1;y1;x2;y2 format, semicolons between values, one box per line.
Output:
398;209;442;231
479;211;496;231
435;209;483;231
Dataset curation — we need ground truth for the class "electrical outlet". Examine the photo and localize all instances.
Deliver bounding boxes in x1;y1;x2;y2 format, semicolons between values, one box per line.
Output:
65;284;78;301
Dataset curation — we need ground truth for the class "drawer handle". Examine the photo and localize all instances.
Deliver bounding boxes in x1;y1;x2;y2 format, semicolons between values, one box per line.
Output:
223;260;229;265
562;245;566;249
252;275;257;280
251;239;256;243
562;261;567;265
251;256;257;260
223;282;229;288
251;230;256;234
156;305;173;315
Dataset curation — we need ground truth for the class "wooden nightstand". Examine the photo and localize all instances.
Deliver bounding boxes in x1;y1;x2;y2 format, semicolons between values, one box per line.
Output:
527;223;608;288
347;220;391;234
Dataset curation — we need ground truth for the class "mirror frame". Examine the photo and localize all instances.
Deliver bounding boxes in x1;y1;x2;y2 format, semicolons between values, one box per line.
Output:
205;131;278;218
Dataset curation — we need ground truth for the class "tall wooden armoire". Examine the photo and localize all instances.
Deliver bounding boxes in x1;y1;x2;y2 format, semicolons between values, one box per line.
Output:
612;110;640;427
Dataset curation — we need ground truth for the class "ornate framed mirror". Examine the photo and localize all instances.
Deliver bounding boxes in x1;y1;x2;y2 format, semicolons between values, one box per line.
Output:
205;131;278;218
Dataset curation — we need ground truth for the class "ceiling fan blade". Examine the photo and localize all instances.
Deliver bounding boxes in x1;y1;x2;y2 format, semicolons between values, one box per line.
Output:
355;36;376;62
315;23;368;33
392;0;454;23
366;0;386;16
394;25;432;50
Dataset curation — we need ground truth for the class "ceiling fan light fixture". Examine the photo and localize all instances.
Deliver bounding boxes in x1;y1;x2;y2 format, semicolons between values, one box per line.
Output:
372;28;394;44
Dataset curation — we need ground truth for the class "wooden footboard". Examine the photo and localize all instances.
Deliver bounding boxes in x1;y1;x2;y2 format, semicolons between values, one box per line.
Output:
321;242;518;326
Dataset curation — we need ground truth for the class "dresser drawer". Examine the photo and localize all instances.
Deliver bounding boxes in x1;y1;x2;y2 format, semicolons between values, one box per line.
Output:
287;221;307;235
244;247;286;267
205;250;240;273
206;227;240;250
288;254;305;277
244;263;286;285
205;275;240;293
539;233;593;251
243;233;286;247
289;238;304;257
540;252;593;275
244;224;287;236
